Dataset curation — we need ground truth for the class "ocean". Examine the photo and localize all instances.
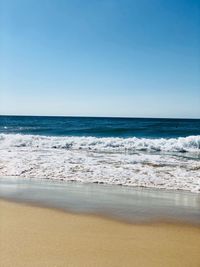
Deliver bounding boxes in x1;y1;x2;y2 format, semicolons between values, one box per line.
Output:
0;115;200;193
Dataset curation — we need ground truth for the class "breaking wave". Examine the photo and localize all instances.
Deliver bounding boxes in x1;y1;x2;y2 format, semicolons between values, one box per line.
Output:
0;134;200;154
0;134;200;193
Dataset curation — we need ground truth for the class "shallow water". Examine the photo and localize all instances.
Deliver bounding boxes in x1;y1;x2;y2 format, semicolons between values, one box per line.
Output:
0;177;200;224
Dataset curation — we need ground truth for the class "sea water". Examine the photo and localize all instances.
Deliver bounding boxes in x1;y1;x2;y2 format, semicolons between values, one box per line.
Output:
0;116;200;192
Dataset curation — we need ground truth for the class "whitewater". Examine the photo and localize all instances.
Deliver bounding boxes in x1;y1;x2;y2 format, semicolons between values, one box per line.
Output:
0;133;200;193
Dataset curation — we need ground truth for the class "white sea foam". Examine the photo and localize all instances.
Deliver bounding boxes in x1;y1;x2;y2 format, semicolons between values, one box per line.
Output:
0;134;200;153
0;134;200;193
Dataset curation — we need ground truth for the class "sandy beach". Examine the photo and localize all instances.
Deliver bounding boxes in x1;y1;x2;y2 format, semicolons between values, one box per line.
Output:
1;0;200;266
1;199;200;267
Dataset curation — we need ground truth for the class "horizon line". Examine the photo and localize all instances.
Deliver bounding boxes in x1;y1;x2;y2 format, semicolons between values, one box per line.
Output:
0;114;199;120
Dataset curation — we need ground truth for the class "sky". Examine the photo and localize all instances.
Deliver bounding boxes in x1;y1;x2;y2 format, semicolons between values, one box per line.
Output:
0;0;200;118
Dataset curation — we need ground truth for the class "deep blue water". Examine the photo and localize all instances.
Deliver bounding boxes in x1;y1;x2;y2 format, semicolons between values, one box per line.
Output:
0;115;200;138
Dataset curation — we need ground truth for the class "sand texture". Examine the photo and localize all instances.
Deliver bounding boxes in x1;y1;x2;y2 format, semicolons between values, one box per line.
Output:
0;200;200;267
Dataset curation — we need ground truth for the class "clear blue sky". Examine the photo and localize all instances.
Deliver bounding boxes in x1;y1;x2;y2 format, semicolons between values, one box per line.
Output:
0;0;200;118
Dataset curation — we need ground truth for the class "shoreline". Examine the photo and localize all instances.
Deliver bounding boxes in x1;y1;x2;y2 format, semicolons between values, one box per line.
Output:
0;176;200;225
1;196;199;228
1;199;200;267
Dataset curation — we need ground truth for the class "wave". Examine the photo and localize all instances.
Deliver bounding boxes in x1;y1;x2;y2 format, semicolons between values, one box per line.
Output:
0;133;200;154
0;133;200;193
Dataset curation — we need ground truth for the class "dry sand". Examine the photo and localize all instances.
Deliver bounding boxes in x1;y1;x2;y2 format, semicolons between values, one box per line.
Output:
0;199;200;267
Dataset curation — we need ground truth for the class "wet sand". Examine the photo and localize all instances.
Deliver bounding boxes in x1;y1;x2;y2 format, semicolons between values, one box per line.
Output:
1;199;200;267
0;177;200;224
